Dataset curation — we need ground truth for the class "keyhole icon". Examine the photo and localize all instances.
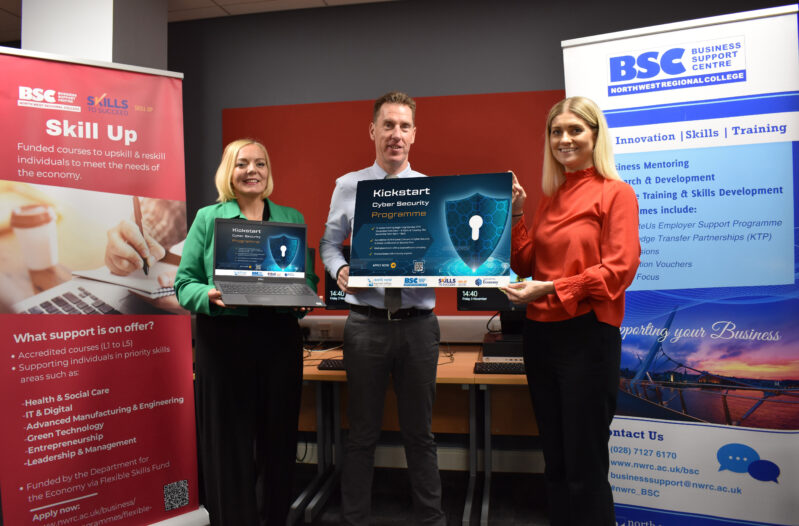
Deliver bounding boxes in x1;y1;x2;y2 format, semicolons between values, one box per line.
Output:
280;245;287;257
469;215;483;241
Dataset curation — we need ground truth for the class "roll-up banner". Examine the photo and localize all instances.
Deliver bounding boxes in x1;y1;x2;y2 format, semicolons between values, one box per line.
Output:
562;5;799;525
0;48;201;525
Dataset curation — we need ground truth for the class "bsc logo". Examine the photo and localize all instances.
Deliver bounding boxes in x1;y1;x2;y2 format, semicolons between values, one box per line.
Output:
609;48;685;82
19;86;56;103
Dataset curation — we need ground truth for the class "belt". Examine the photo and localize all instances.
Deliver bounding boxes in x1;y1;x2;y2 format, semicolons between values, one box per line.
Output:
350;303;432;321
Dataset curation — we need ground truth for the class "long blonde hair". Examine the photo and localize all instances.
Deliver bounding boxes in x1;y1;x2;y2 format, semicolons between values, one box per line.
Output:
214;139;274;202
541;96;620;196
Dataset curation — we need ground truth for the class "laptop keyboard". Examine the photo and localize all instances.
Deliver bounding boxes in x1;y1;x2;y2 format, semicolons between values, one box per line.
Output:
473;361;526;375
221;282;312;296
23;286;121;315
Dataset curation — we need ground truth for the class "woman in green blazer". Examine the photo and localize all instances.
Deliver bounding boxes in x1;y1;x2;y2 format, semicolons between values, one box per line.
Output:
175;139;318;526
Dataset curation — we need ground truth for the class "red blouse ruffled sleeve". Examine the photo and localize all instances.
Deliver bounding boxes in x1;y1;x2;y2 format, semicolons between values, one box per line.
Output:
511;167;641;327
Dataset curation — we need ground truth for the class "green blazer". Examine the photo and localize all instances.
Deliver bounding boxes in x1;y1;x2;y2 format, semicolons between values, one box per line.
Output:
174;199;319;317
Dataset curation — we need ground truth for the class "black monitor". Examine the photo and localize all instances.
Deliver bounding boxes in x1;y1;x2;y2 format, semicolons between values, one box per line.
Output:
323;245;350;310
457;270;527;336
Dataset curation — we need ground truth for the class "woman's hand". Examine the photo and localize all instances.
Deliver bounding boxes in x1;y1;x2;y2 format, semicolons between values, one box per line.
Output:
500;280;554;305
510;171;527;219
207;288;227;308
293;298;323;314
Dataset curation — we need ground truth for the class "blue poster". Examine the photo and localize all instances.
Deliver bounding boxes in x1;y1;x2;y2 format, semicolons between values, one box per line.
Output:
348;173;512;288
563;5;799;525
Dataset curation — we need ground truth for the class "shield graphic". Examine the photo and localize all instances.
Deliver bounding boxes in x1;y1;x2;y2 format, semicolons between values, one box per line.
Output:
268;235;300;269
445;193;509;270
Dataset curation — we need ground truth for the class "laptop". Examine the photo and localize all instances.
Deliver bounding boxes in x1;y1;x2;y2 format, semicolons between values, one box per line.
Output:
213;218;325;308
13;277;174;315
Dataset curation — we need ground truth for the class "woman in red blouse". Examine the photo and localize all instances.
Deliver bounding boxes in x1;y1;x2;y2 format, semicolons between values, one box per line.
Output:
502;96;640;525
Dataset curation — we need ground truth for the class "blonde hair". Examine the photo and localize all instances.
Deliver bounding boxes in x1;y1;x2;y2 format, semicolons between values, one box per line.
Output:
541;96;620;196
214;139;274;202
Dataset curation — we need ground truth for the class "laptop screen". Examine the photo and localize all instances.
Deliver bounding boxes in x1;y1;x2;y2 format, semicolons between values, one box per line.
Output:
214;219;306;279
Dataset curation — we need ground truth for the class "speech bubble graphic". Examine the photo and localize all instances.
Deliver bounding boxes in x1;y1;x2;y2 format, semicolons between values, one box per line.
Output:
717;443;759;473
748;459;780;483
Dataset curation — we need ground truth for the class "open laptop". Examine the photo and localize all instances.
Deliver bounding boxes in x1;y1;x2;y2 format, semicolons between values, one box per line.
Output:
213;218;325;308
13;276;174;315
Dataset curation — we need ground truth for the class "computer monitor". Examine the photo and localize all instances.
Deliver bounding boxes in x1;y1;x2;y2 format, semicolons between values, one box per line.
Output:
457;270;528;336
323;245;350;310
456;269;527;311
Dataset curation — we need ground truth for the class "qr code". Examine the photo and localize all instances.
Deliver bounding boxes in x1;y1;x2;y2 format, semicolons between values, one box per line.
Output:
163;479;189;511
413;260;424;273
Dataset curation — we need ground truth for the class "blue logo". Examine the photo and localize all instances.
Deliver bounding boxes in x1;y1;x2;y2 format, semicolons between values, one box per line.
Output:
610;48;686;82
716;443;780;483
475;278;483;286
404;277;426;287
607;39;745;97
87;94;128;109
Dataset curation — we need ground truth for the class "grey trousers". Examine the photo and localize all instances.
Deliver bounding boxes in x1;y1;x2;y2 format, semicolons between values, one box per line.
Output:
340;310;446;526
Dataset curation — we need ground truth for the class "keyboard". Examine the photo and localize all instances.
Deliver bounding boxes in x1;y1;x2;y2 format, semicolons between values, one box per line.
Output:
473;361;525;375
317;359;345;370
23;286;121;315
220;282;310;295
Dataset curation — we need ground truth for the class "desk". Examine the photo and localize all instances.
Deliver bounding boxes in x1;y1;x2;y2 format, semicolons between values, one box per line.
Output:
293;345;481;525
472;366;529;526
293;345;538;526
290;353;348;524
434;346;481;526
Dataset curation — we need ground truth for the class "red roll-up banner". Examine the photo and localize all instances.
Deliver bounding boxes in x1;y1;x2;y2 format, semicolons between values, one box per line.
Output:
0;49;199;525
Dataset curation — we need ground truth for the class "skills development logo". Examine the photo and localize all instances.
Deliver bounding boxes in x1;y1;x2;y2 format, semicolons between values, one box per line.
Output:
607;36;746;97
18;86;80;112
86;93;129;116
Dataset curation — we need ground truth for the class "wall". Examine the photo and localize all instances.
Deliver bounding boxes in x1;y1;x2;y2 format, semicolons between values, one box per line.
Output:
166;0;788;322
168;0;787;216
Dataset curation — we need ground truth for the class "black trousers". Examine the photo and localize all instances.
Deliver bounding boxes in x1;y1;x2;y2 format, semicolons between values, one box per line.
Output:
523;311;621;526
195;309;303;526
340;310;445;526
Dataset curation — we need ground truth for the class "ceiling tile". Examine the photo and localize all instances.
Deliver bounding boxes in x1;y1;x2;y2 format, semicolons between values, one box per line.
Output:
324;0;393;5
221;0;325;15
168;6;229;22
168;0;219;11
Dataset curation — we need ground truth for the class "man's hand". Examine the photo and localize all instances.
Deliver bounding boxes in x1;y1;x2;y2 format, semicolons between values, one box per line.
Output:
105;219;165;276
336;265;361;295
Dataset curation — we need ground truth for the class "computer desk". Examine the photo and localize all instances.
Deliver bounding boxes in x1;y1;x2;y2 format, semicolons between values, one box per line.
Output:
292;344;482;525
290;352;348;524
471;362;530;526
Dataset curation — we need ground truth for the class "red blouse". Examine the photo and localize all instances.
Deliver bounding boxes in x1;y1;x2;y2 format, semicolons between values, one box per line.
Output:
511;166;641;327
